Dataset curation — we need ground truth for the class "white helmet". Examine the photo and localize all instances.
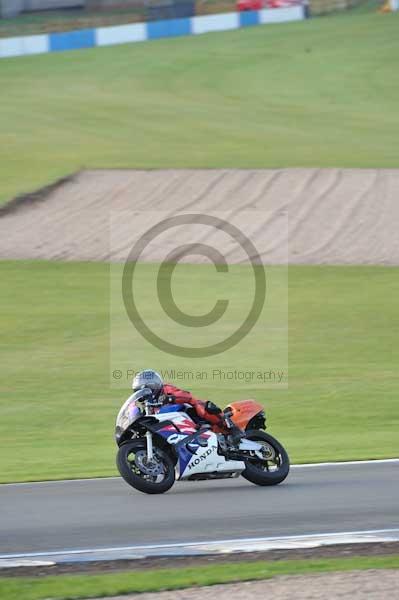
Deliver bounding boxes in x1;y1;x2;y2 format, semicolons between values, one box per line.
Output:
132;370;163;398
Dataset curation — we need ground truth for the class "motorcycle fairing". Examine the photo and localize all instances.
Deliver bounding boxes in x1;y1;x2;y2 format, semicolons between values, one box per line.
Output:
158;404;186;414
155;411;198;435
154;411;245;479
178;431;245;479
228;399;265;430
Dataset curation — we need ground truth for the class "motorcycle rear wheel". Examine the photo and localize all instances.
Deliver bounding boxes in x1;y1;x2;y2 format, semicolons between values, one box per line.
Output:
117;439;175;494
241;430;290;486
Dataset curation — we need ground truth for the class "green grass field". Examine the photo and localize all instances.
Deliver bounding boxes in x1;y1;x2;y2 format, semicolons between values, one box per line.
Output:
1;10;399;205
1;261;398;483
1;556;398;600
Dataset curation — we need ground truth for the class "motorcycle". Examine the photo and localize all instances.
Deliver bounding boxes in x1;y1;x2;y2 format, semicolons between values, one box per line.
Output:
115;389;290;494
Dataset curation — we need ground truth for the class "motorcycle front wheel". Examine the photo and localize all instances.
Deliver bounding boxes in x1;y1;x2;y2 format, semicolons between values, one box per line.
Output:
241;430;290;486
116;439;175;494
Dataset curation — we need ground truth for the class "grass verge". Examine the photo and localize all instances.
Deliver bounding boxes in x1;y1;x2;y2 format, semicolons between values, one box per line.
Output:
0;261;398;482
1;556;399;600
1;11;399;204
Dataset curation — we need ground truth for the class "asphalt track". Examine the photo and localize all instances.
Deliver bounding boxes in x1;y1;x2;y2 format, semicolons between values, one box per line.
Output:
1;461;398;557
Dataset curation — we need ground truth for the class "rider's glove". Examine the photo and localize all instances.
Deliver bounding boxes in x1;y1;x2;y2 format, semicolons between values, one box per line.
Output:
159;393;176;404
205;401;222;415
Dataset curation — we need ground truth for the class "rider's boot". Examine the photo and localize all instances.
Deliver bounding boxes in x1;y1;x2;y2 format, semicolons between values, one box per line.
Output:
223;416;245;450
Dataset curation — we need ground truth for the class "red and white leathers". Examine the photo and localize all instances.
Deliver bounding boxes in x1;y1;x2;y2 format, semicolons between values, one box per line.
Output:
162;383;225;432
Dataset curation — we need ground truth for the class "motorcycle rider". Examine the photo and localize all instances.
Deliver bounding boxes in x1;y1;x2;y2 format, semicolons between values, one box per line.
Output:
131;369;243;446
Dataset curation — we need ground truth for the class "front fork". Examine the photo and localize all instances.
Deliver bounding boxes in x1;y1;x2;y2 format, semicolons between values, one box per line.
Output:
146;430;154;461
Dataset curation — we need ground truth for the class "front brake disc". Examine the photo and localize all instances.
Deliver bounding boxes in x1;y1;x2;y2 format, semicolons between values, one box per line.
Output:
135;450;165;476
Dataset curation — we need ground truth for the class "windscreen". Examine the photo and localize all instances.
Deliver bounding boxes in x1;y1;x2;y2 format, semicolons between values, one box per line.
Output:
115;393;143;432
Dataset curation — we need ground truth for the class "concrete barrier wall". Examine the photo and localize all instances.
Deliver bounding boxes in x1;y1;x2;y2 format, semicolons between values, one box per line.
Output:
0;5;306;59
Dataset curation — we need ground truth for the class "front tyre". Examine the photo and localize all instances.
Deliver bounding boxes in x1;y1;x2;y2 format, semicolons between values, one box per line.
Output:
117;439;175;494
241;430;290;486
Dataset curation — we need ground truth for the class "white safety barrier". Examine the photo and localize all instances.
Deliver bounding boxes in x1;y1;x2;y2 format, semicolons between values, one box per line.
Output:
0;6;306;59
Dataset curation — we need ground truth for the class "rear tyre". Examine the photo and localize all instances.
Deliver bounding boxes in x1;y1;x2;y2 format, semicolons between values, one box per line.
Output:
241;430;290;486
117;439;175;494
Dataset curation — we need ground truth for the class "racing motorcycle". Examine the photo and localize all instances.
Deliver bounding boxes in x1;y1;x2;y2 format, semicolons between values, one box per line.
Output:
115;389;289;494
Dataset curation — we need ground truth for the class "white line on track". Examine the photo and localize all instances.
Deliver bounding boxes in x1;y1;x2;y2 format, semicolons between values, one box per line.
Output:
1;528;399;564
292;458;399;468
1;458;398;487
